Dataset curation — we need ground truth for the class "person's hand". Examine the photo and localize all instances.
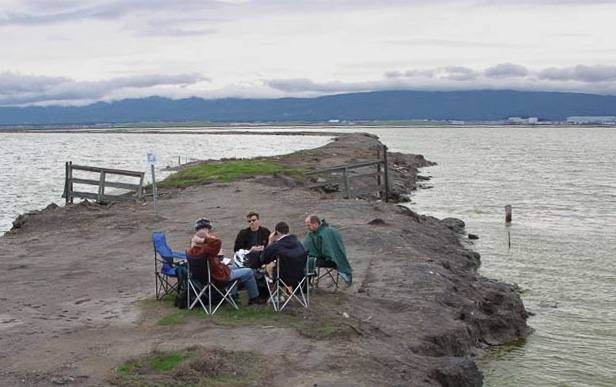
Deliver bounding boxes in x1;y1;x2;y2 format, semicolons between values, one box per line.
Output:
192;234;204;245
268;231;277;245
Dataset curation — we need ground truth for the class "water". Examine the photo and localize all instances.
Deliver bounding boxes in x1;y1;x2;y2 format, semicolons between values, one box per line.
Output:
357;126;616;387
1;126;614;386
0;132;331;233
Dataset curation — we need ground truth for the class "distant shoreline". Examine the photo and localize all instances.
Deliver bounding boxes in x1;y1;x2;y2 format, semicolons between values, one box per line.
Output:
2;122;614;133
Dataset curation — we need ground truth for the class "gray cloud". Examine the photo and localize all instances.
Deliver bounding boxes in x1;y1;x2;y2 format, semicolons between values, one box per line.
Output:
485;63;530;78
538;65;616;82
0;1;226;38
268;63;616;96
443;66;478;81
0;72;207;106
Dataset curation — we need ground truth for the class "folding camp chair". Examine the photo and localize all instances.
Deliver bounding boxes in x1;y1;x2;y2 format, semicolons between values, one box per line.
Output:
314;258;340;292
267;254;314;312
186;255;239;315
152;232;187;300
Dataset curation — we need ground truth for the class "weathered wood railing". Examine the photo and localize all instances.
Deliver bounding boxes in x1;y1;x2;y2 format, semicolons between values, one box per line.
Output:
63;162;145;204
303;146;390;202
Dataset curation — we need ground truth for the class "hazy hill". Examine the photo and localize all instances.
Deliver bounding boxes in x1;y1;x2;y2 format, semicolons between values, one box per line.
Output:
1;90;616;126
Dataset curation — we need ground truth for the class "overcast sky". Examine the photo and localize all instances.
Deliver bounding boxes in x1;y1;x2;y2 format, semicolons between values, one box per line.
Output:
1;0;615;106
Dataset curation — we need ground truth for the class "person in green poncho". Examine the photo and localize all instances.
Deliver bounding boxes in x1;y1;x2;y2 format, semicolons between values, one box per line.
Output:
304;214;352;285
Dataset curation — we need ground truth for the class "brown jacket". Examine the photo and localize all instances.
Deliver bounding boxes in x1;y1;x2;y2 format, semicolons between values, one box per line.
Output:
186;236;230;282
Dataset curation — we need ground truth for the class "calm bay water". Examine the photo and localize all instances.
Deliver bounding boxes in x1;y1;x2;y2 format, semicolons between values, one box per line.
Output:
1;126;614;386
0;132;331;233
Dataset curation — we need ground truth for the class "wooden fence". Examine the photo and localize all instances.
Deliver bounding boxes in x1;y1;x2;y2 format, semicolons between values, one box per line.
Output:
302;145;390;202
63;162;145;204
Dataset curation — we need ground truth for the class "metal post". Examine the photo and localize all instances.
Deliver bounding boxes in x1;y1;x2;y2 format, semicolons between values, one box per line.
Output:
151;164;159;220
505;205;512;223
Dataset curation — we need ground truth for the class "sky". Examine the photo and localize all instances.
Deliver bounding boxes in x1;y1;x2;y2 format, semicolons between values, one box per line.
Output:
1;0;615;106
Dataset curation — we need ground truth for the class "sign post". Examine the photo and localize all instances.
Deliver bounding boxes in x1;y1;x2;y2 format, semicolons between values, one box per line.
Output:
147;151;159;220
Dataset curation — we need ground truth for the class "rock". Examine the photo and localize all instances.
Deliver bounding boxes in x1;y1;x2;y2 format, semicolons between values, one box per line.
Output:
11;214;28;230
468;234;479;240
51;376;75;385
45;203;59;210
368;218;386;226
441;218;466;234
539;301;558;308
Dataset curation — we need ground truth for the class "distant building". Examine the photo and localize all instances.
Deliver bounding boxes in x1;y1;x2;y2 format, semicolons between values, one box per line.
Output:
508;117;539;124
567;116;616;124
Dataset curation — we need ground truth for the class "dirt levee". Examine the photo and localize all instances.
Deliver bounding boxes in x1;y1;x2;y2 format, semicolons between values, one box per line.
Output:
0;133;530;386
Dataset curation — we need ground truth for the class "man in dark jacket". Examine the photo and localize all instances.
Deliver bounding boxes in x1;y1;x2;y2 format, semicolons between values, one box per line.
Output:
233;211;271;253
261;221;307;286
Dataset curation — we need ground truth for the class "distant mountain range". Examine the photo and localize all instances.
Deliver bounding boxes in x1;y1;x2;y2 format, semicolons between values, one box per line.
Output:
2;90;616;126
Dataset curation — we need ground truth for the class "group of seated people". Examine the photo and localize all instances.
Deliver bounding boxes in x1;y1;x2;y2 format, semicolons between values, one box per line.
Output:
178;211;353;306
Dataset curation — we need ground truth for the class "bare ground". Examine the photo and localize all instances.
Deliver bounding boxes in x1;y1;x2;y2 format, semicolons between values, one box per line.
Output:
0;133;530;387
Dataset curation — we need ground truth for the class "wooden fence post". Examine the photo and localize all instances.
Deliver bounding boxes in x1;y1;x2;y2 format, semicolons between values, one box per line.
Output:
68;161;74;204
97;170;106;203
64;162;69;204
343;167;351;198
505;205;512;223
137;173;145;201
383;145;390;203
376;147;382;198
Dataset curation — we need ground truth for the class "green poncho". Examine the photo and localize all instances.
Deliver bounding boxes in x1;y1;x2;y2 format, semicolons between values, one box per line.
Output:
304;220;352;284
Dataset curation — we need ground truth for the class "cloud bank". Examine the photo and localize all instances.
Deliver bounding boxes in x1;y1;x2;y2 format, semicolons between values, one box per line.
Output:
3;64;616;106
0;72;207;105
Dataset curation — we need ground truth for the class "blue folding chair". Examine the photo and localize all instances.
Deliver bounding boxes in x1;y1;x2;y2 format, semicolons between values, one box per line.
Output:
152;232;187;300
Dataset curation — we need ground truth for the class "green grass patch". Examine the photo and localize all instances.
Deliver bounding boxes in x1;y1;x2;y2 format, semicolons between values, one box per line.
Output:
150;353;183;372
157;310;190;326
112;347;268;387
148;291;347;340
116;352;184;376
158;159;306;188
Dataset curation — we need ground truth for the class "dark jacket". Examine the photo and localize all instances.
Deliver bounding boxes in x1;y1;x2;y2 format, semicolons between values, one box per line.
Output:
233;226;271;252
261;234;307;286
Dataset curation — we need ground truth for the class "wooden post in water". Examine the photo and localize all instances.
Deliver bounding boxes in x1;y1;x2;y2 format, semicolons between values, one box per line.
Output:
505;205;512;223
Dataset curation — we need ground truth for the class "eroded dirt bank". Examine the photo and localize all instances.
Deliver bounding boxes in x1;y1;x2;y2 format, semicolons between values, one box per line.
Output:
0;133;530;386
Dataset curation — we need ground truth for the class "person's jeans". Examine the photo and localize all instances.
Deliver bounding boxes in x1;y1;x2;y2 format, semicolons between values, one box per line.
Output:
227;264;259;299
